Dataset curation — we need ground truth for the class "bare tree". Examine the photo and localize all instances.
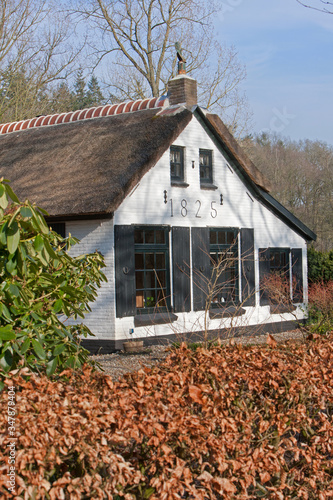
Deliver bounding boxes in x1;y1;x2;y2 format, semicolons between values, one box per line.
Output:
244;133;333;252
296;0;333;13
72;0;251;134
0;0;83;122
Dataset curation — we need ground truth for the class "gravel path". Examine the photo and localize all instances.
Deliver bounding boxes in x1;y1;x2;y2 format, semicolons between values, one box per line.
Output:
90;330;306;380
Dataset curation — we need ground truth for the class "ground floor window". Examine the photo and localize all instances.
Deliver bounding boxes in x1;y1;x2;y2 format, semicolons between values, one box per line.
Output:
259;247;292;306
209;228;239;306
134;227;170;312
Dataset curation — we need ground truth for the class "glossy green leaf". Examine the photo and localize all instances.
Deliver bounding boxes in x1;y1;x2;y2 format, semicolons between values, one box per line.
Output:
0;349;13;372
53;344;65;356
21;338;30;354
53;299;63;314
4;183;19;203
6;258;17;274
20;206;33;218
8;283;20;297
32;339;46;360
46;357;58;376
34;234;44;252
0;325;15;340
6;222;20;254
0;184;8;209
0;303;12;321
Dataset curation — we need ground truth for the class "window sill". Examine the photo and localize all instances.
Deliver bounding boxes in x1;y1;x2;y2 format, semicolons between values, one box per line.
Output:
200;183;218;190
134;312;178;327
270;304;297;314
171;181;189;188
209;306;246;319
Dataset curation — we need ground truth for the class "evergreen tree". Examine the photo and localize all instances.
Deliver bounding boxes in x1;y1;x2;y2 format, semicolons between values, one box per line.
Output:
86;75;104;107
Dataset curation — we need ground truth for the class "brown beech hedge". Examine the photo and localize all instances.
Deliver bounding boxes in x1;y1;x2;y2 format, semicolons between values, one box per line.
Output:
0;334;333;499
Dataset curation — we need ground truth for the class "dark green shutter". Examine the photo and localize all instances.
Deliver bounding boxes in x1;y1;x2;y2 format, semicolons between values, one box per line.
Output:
114;225;136;318
192;227;210;311
292;248;303;302
172;227;191;312
259;248;270;305
241;228;255;306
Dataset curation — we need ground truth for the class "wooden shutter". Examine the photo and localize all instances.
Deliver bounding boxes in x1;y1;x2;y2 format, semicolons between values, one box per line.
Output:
241;228;255;306
172;227;191;312
259;248;270;305
292;248;303;302
192;227;210;311
114;225;136;318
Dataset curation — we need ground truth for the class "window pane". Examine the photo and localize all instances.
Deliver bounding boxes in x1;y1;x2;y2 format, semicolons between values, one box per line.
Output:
135;253;144;269
145;253;154;269
155;229;165;245
145;230;154;244
156;252;165;269
227;231;235;244
157;270;166;287
218;231;225;245
136;291;144;308
135;271;144;289
134;230;144;244
171;146;184;181
146;271;155;288
157;295;167;307
210;231;217;244
145;292;156;308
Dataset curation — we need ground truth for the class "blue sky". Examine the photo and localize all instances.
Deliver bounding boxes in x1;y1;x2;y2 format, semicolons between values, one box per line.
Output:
214;0;333;144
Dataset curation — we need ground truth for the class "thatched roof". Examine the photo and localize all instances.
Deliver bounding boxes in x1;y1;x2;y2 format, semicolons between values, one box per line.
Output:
0;101;316;240
0;107;192;217
204;113;271;192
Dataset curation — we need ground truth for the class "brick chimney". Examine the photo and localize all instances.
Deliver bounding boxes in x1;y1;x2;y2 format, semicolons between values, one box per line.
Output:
168;45;197;107
168;74;197;107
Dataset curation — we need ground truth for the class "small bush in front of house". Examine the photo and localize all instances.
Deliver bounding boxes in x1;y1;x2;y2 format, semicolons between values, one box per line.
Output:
308;280;333;334
0;334;332;499
0;179;107;383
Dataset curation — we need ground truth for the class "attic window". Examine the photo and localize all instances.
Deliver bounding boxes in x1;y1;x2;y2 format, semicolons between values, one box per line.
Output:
170;146;185;183
200;149;213;186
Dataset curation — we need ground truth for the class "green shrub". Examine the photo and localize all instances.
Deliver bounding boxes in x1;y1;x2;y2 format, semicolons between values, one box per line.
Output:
308;246;333;283
0;179;107;384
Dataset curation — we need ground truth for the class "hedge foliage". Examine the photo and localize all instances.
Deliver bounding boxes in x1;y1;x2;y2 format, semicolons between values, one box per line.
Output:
1;334;332;499
0;178;106;381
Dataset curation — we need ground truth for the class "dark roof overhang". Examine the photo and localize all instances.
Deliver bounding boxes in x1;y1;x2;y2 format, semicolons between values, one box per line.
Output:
46;212;114;223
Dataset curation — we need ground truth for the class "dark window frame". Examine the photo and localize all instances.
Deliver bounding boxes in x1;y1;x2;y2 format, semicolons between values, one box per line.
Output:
134;226;171;314
170;145;185;183
199;149;213;186
209;228;239;307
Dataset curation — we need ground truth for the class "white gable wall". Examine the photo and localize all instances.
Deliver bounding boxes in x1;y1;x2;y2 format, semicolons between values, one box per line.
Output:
112;116;307;343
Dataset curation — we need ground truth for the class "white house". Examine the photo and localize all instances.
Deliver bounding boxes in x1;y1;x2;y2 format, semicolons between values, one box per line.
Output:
0;69;316;352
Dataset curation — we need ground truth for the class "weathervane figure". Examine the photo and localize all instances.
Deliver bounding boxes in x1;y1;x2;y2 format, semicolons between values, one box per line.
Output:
175;42;186;74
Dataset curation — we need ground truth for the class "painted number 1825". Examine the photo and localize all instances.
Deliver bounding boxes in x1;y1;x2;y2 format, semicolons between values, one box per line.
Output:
169;199;218;218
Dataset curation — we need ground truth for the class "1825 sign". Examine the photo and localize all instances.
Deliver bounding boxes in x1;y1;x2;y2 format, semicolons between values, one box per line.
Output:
167;195;224;219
